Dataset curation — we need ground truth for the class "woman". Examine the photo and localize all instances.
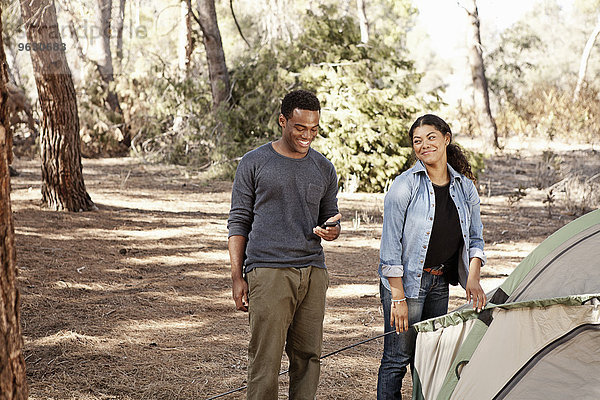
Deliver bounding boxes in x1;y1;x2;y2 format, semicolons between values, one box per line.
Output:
377;114;487;399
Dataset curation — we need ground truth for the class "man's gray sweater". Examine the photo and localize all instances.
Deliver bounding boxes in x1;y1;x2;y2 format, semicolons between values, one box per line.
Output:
227;143;339;272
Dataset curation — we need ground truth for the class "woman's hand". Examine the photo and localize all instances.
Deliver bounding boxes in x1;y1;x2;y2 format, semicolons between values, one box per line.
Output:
466;277;486;312
466;257;486;312
388;277;408;333
390;300;409;333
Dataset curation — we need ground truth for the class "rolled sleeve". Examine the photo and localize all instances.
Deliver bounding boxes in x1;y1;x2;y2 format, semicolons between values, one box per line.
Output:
381;263;404;278
469;247;487;267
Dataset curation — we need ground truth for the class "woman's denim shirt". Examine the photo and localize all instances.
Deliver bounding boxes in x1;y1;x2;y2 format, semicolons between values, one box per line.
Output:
379;161;486;298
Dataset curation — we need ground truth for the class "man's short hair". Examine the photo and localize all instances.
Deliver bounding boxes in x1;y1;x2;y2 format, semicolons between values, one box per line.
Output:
281;90;321;120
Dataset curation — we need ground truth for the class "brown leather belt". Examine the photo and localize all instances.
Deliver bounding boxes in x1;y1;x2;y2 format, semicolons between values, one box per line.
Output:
423;265;444;276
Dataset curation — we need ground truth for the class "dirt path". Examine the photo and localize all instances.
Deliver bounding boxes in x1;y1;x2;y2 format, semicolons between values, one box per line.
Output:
10;144;598;399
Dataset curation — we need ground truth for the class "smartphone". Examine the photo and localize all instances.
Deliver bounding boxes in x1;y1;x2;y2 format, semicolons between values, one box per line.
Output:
320;221;339;229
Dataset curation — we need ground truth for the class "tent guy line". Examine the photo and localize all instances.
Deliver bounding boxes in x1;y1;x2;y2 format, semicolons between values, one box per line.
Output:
205;329;398;400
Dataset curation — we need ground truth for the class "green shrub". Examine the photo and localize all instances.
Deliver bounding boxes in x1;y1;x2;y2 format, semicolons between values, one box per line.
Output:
120;64;214;167
77;66;128;157
220;7;443;192
124;5;481;192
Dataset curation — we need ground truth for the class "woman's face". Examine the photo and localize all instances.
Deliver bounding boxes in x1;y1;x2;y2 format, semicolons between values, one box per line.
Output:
412;125;450;167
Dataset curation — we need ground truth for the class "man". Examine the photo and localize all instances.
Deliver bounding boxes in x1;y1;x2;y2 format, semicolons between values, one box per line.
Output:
227;89;341;400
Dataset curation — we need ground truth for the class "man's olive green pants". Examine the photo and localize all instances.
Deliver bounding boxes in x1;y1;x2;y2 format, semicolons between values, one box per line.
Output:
246;266;328;400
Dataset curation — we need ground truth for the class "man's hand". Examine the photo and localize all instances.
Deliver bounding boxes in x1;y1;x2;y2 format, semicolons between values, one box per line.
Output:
313;213;342;241
232;276;249;312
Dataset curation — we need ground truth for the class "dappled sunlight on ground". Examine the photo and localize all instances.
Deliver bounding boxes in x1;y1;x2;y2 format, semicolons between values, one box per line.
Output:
125;251;227;267
328;283;379;299
29;330;120;350
485;241;537;259
120;317;207;333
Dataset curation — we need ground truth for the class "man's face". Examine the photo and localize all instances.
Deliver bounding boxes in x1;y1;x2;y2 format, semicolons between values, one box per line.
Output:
278;108;320;158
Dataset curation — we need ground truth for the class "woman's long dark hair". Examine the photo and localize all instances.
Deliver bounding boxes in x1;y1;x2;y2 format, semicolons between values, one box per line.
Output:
408;114;476;182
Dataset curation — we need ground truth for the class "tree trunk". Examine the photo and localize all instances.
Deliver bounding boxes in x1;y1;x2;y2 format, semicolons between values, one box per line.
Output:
178;0;194;74
357;0;369;43
115;0;126;66
0;8;28;400
95;0;125;120
464;0;499;149
95;0;115;83
196;0;230;108
573;13;600;102
20;0;96;212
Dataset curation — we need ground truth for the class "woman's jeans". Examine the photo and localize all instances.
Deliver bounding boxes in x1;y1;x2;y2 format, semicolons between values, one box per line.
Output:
377;272;449;400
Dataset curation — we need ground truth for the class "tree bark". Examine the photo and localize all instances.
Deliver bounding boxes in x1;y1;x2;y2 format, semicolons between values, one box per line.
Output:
95;0;115;82
573;13;600;102
356;0;369;43
196;0;230;108
115;0;126;66
178;0;194;74
20;0;96;212
95;0;124;118
463;0;499;149
0;8;28;399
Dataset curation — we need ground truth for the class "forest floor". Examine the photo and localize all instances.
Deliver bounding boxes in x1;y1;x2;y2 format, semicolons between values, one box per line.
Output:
9;137;600;399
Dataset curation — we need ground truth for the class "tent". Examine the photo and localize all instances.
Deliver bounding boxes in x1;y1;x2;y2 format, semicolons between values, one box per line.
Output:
412;208;600;400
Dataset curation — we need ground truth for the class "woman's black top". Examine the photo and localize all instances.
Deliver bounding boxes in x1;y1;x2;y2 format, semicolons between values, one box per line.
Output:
424;182;463;284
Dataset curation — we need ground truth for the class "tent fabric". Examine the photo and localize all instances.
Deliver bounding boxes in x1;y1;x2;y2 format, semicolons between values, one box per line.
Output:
449;300;600;400
411;209;600;400
507;225;600;301
413;319;476;400
413;307;479;333
431;319;487;400
500;208;600;300
414;294;600;334
414;295;600;400
495;325;600;400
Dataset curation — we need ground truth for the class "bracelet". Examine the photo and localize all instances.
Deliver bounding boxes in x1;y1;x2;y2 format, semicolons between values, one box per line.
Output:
391;298;406;303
